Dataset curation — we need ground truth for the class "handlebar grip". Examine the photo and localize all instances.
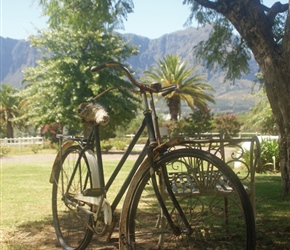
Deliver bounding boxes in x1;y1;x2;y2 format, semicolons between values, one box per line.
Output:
161;84;176;97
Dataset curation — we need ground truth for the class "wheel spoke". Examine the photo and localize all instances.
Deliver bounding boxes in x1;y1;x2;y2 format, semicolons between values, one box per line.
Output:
52;146;94;250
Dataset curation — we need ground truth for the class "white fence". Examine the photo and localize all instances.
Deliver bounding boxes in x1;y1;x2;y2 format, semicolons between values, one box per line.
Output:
0;136;44;148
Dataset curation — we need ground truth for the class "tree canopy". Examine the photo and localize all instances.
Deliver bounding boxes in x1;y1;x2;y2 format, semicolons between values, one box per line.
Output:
21;0;138;136
184;0;288;82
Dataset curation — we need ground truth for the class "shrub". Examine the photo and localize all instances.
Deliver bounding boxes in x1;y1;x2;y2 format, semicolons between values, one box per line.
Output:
114;141;127;150
0;146;11;156
185;109;214;134
31;144;42;154
101;140;113;152
166;109;214;137
242;139;279;173
258;139;279;173
215;113;243;138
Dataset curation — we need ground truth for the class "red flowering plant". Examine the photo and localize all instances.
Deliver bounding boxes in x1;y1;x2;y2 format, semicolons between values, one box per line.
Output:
42;123;62;144
214;113;243;138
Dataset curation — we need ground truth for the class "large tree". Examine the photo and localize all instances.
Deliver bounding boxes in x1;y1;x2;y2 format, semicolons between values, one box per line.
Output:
21;0;138;136
144;55;215;121
183;0;290;194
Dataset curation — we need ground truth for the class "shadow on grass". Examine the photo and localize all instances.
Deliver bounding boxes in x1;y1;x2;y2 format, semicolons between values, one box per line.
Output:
255;174;290;249
3;215;118;250
2;216;61;250
3;175;290;250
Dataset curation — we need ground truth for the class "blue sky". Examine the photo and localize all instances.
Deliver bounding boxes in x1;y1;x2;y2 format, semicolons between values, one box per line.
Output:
0;0;285;40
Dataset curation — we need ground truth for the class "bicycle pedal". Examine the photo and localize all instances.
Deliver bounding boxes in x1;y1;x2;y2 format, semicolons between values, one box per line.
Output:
82;188;105;197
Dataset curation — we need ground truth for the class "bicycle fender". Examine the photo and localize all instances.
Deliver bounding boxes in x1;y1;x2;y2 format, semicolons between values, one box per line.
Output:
84;150;113;225
119;157;150;249
49;141;74;183
84;149;102;188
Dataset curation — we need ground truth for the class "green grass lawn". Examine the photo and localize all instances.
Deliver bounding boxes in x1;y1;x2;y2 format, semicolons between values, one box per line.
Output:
1;159;134;230
1;157;290;249
254;174;290;248
1;162;53;230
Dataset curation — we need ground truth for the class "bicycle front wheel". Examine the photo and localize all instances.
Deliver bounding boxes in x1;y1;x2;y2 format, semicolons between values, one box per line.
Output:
52;145;94;250
120;148;255;249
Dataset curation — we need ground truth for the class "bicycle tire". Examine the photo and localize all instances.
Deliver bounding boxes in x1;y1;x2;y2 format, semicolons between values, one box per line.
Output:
52;145;94;250
120;148;255;249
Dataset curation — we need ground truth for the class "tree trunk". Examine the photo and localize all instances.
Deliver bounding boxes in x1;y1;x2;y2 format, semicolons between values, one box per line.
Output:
260;58;290;195
215;0;290;194
167;96;181;121
279;130;290;195
6;120;14;138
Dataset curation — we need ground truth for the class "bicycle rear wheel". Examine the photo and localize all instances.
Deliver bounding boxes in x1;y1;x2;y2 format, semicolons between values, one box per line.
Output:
52;145;94;250
120;148;255;249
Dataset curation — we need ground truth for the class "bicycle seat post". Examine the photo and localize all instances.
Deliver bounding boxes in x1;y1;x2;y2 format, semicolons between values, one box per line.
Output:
93;125;105;188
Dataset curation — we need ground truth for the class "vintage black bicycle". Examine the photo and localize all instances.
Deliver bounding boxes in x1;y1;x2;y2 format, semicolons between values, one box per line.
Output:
50;62;256;249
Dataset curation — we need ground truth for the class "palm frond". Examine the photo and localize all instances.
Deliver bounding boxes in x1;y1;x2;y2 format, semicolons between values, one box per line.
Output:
144;54;215;120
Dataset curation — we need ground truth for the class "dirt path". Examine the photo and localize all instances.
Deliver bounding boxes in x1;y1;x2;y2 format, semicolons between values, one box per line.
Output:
1;152;140;164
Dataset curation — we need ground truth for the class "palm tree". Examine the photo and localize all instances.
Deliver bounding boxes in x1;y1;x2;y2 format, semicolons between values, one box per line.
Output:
0;84;20;138
145;55;215;121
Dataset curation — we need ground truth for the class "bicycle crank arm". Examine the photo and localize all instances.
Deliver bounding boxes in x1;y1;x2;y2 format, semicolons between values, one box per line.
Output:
65;196;94;216
74;193;113;225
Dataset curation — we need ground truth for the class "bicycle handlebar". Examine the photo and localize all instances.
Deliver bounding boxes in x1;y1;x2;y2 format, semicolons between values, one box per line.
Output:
91;61;176;95
91;61;155;93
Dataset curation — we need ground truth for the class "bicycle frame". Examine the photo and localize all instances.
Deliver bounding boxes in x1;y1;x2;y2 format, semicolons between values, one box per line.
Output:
87;90;189;233
92;119;149;211
66;89;160;214
54;70;192;238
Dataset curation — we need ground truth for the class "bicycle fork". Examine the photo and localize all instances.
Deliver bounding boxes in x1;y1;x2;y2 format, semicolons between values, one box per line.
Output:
148;149;193;238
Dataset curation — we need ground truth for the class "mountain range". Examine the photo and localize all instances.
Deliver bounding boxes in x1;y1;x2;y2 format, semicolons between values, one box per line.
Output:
0;26;259;113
